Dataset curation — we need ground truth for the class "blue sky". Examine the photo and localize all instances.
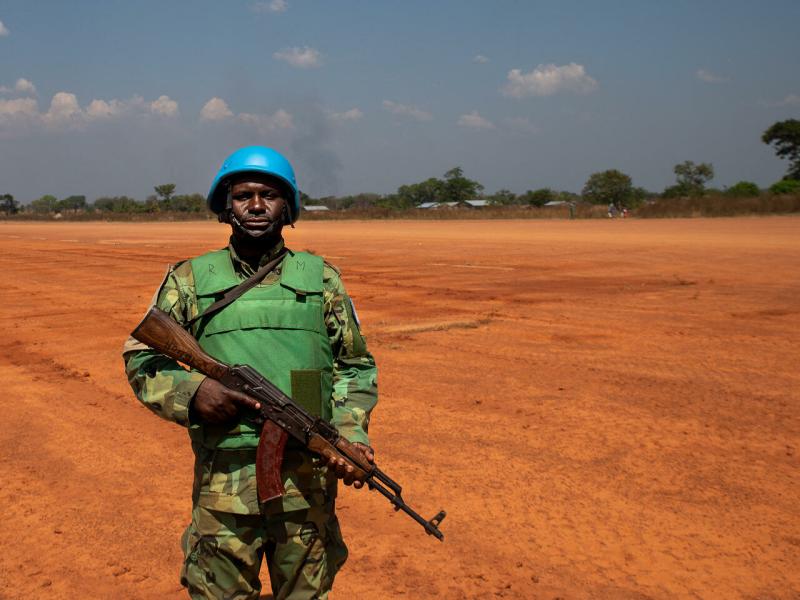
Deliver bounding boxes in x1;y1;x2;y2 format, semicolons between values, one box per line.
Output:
1;0;799;201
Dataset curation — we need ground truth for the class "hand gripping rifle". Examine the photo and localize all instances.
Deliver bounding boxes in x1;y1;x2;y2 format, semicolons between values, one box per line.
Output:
132;307;445;541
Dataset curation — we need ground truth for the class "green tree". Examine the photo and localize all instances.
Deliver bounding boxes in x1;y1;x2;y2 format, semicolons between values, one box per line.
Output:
556;190;580;203
487;189;517;205
769;179;800;195
144;194;160;213
396;177;445;207
725;181;760;197
30;194;58;213
154;183;177;206
442;167;483;203
93;197;115;212
519;188;556;207
169;193;206;212
0;194;19;215
629;186;648;208
672;161;714;196
762;119;800;180
582;169;634;207
57;195;87;212
94;196;142;212
661;184;684;199
344;193;381;209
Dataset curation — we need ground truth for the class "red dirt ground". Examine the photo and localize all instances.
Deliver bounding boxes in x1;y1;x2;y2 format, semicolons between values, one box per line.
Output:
0;217;798;599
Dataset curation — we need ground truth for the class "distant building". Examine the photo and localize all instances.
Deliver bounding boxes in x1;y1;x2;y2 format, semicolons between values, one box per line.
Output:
418;200;489;209
303;205;330;212
461;199;490;208
543;200;568;207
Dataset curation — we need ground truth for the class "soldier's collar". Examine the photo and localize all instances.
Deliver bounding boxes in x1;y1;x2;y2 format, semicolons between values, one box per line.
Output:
228;237;286;275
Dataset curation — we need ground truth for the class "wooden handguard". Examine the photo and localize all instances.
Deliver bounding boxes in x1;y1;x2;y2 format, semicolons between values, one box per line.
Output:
308;434;372;481
132;307;229;380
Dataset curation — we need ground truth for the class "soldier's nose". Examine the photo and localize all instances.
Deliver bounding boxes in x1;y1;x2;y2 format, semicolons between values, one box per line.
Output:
249;195;268;213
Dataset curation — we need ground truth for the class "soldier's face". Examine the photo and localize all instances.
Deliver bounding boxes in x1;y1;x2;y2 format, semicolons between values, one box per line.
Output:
228;174;288;241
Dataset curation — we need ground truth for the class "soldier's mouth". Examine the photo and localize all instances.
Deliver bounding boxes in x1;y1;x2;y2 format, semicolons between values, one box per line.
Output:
243;219;273;230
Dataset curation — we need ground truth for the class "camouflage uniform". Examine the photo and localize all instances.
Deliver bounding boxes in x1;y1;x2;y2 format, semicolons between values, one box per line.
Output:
123;240;378;599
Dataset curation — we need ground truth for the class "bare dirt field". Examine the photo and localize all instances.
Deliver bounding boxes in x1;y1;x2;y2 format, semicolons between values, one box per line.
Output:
0;217;798;599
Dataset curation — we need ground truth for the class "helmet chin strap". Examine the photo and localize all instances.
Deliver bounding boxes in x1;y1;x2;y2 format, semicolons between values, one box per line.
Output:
283;202;295;229
228;211;283;239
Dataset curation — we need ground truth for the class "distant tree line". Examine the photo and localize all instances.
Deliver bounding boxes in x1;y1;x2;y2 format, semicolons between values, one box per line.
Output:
0;193;19;215
3;119;799;217
302;119;800;211
9;184;206;216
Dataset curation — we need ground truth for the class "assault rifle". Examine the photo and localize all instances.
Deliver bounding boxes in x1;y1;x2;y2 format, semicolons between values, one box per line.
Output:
132;307;445;541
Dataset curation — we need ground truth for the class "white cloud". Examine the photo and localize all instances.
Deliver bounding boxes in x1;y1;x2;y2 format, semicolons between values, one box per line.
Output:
268;0;288;12
0;91;178;132
199;97;293;132
200;97;234;121
0;97;38;124
252;0;287;13
778;94;800;106
504;116;540;135
473;54;489;64
382;100;432;122
86;98;128;119
696;69;728;84
457;110;494;130
502;62;598;98
765;94;800;107
149;95;179;116
273;46;322;69
0;20;9;37
238;108;294;132
328;107;363;122
15;78;36;95
0;78;37;95
42;92;84;128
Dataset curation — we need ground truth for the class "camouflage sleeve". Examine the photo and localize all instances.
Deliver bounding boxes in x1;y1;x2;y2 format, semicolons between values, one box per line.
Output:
324;264;378;446
122;262;206;428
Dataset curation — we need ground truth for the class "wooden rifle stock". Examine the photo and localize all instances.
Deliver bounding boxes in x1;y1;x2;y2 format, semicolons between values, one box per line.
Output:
131;307;229;380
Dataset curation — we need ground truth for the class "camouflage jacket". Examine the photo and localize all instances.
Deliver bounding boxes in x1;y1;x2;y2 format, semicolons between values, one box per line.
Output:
123;239;378;513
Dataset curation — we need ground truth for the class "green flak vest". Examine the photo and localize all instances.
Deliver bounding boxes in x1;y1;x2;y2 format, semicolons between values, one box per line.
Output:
188;249;336;515
189;248;334;451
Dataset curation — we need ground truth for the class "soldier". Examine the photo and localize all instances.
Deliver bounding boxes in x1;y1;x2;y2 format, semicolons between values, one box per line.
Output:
123;146;378;599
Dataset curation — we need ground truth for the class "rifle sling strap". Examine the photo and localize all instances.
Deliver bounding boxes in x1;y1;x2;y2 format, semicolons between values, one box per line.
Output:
186;248;288;328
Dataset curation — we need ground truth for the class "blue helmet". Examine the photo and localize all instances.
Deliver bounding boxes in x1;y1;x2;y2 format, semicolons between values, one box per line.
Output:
207;146;301;223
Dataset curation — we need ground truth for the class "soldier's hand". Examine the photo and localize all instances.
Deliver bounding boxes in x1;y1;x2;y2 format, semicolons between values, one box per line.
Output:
326;443;375;488
191;377;261;424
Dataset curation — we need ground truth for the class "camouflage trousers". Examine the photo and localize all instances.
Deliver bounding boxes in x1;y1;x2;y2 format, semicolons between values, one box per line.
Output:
180;501;348;600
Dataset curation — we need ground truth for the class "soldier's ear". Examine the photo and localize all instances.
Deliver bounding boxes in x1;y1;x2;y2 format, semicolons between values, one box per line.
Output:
218;209;231;224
